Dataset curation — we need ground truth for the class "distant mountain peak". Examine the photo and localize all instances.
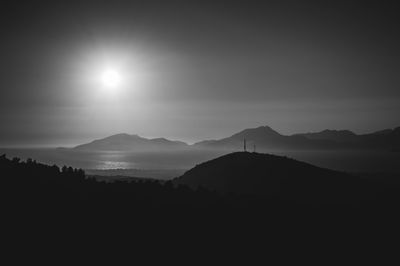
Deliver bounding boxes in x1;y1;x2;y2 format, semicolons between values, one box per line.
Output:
294;129;358;143
231;125;281;138
73;133;188;151
256;125;277;132
106;133;139;138
73;124;400;152
255;125;276;131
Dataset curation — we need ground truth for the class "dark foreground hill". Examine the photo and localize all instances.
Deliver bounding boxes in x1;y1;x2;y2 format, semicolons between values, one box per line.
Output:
1;153;400;260
175;152;362;204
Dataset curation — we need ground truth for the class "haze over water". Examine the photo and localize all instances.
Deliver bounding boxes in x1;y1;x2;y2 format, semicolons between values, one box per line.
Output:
1;148;399;178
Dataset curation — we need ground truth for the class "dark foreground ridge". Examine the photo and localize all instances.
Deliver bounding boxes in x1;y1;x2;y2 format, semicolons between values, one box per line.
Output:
1;153;399;259
176;152;367;204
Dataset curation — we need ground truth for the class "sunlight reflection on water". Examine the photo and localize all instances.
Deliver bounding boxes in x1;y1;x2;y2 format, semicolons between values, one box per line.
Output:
97;160;133;170
0;148;399;174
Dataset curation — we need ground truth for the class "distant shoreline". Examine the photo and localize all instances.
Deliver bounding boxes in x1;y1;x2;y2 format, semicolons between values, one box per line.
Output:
85;168;187;180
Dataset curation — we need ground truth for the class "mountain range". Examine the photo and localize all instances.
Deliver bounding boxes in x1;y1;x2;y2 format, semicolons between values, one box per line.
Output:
72;125;400;152
74;133;188;152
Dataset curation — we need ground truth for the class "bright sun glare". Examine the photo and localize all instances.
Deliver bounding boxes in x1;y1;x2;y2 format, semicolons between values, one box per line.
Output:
101;69;122;88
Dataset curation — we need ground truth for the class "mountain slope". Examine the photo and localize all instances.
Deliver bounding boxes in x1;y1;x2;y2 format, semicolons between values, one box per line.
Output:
74;133;188;152
175;152;360;204
296;127;400;149
193;126;340;151
194;125;400;151
71;125;400;152
294;129;359;143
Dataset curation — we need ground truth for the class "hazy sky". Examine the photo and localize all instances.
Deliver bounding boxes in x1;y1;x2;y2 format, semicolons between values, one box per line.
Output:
1;0;399;146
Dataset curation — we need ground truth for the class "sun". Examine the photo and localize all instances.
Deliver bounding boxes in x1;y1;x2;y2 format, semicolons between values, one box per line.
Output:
100;69;122;88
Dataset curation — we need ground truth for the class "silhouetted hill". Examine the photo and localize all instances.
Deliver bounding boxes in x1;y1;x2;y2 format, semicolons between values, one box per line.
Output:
175;152;361;204
296;126;400;149
194;125;400;151
3;153;400;257
73;133;189;152
193;125;341;151
294;129;359;142
69;125;400;153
